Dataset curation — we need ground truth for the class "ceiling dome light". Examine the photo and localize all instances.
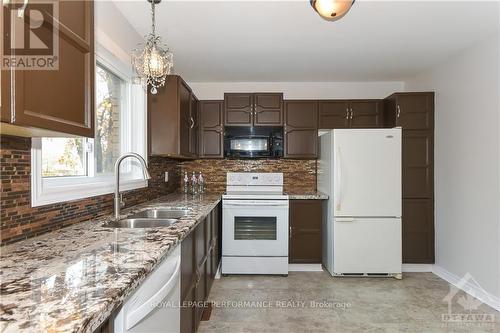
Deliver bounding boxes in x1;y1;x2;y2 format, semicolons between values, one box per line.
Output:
310;0;355;21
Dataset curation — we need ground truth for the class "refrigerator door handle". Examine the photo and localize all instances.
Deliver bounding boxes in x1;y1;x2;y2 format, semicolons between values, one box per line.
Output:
335;146;342;211
335;218;355;222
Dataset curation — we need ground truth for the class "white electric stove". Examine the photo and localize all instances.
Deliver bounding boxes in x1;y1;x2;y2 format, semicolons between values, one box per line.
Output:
222;172;289;275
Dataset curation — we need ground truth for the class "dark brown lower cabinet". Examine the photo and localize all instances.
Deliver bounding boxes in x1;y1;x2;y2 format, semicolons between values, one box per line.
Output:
402;198;434;263
289;200;323;263
181;285;196;333
206;207;219;292
181;203;221;333
93;317;112;333
181;231;196;333
195;261;207;330
194;212;208;329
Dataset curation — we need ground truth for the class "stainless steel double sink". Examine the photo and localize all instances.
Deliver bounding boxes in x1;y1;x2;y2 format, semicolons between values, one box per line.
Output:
104;207;190;229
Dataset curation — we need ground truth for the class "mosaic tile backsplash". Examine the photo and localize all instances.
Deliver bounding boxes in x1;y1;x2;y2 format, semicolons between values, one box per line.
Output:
0;135;180;245
1;134;317;245
180;159;317;194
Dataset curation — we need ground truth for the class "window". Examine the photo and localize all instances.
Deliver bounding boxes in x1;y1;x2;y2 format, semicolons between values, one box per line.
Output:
32;52;147;207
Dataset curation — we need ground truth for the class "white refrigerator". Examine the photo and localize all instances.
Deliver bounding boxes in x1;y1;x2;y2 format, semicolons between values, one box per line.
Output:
318;128;402;278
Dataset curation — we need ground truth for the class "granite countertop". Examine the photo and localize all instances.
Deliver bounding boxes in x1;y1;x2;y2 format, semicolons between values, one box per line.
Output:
0;193;221;333
287;191;329;200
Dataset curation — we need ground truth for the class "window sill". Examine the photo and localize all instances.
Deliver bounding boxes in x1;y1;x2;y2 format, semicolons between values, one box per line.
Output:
31;178;148;207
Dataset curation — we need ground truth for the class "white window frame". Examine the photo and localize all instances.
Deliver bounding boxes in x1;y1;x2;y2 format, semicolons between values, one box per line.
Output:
31;30;148;207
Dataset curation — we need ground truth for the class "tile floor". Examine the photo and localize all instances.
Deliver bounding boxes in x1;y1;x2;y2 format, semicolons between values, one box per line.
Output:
198;272;500;333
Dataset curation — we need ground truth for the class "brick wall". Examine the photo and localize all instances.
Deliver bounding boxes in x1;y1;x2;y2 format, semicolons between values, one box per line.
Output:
0;135;180;245
181;159;317;194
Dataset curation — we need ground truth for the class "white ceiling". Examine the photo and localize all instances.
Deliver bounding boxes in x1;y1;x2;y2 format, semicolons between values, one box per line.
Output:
113;0;499;82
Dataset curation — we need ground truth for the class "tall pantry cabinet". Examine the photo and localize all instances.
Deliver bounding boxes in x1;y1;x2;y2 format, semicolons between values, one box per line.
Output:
384;92;435;264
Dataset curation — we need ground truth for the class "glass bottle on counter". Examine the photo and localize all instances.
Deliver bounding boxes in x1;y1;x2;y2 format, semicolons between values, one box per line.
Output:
191;171;198;195
198;172;205;194
183;172;189;194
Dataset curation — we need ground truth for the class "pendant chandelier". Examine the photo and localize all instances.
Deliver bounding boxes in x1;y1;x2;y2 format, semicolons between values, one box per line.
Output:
310;0;355;21
131;0;173;94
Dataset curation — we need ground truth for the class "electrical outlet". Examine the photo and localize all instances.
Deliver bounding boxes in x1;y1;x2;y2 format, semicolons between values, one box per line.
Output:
164;171;169;182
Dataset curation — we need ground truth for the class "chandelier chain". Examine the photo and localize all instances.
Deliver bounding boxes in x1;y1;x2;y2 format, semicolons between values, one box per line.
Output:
151;1;155;37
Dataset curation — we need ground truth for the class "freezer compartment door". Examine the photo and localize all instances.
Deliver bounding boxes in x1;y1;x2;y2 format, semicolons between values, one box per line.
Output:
333;217;401;274
333;128;401;217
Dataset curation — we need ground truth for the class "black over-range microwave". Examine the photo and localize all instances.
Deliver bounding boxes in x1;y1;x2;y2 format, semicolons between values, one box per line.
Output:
224;127;283;158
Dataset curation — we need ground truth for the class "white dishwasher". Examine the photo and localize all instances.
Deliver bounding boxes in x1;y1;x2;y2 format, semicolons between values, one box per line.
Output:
114;245;180;333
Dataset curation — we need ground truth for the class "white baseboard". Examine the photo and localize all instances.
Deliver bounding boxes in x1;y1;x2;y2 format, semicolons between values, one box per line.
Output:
402;264;433;272
288;264;323;272
432;265;500;312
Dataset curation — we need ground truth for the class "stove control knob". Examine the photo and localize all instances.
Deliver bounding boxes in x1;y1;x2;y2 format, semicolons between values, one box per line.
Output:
229;174;241;184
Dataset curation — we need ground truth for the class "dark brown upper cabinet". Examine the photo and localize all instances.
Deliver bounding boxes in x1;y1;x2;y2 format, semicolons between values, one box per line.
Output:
189;94;199;157
384;92;434;130
318;100;350;129
149;75;198;158
224;93;283;126
349;100;383;128
224;93;253;126
179;80;191;157
283;100;318;159
254;93;283;125
199;101;224;158
319;100;382;129
1;0;95;137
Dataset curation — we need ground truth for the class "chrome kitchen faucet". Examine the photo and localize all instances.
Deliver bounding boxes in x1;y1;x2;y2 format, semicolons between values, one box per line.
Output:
114;153;151;219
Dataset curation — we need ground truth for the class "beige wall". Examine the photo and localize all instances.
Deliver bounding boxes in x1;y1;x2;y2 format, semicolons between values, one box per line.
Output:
405;32;500;304
188;81;404;100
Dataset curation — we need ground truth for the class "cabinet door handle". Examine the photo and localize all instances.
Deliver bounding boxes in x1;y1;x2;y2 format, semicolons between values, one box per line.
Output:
195;268;201;284
350;108;354;119
190;117;195;129
16;0;28;17
345;108;349;119
289;226;292;238
397;105;401;118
